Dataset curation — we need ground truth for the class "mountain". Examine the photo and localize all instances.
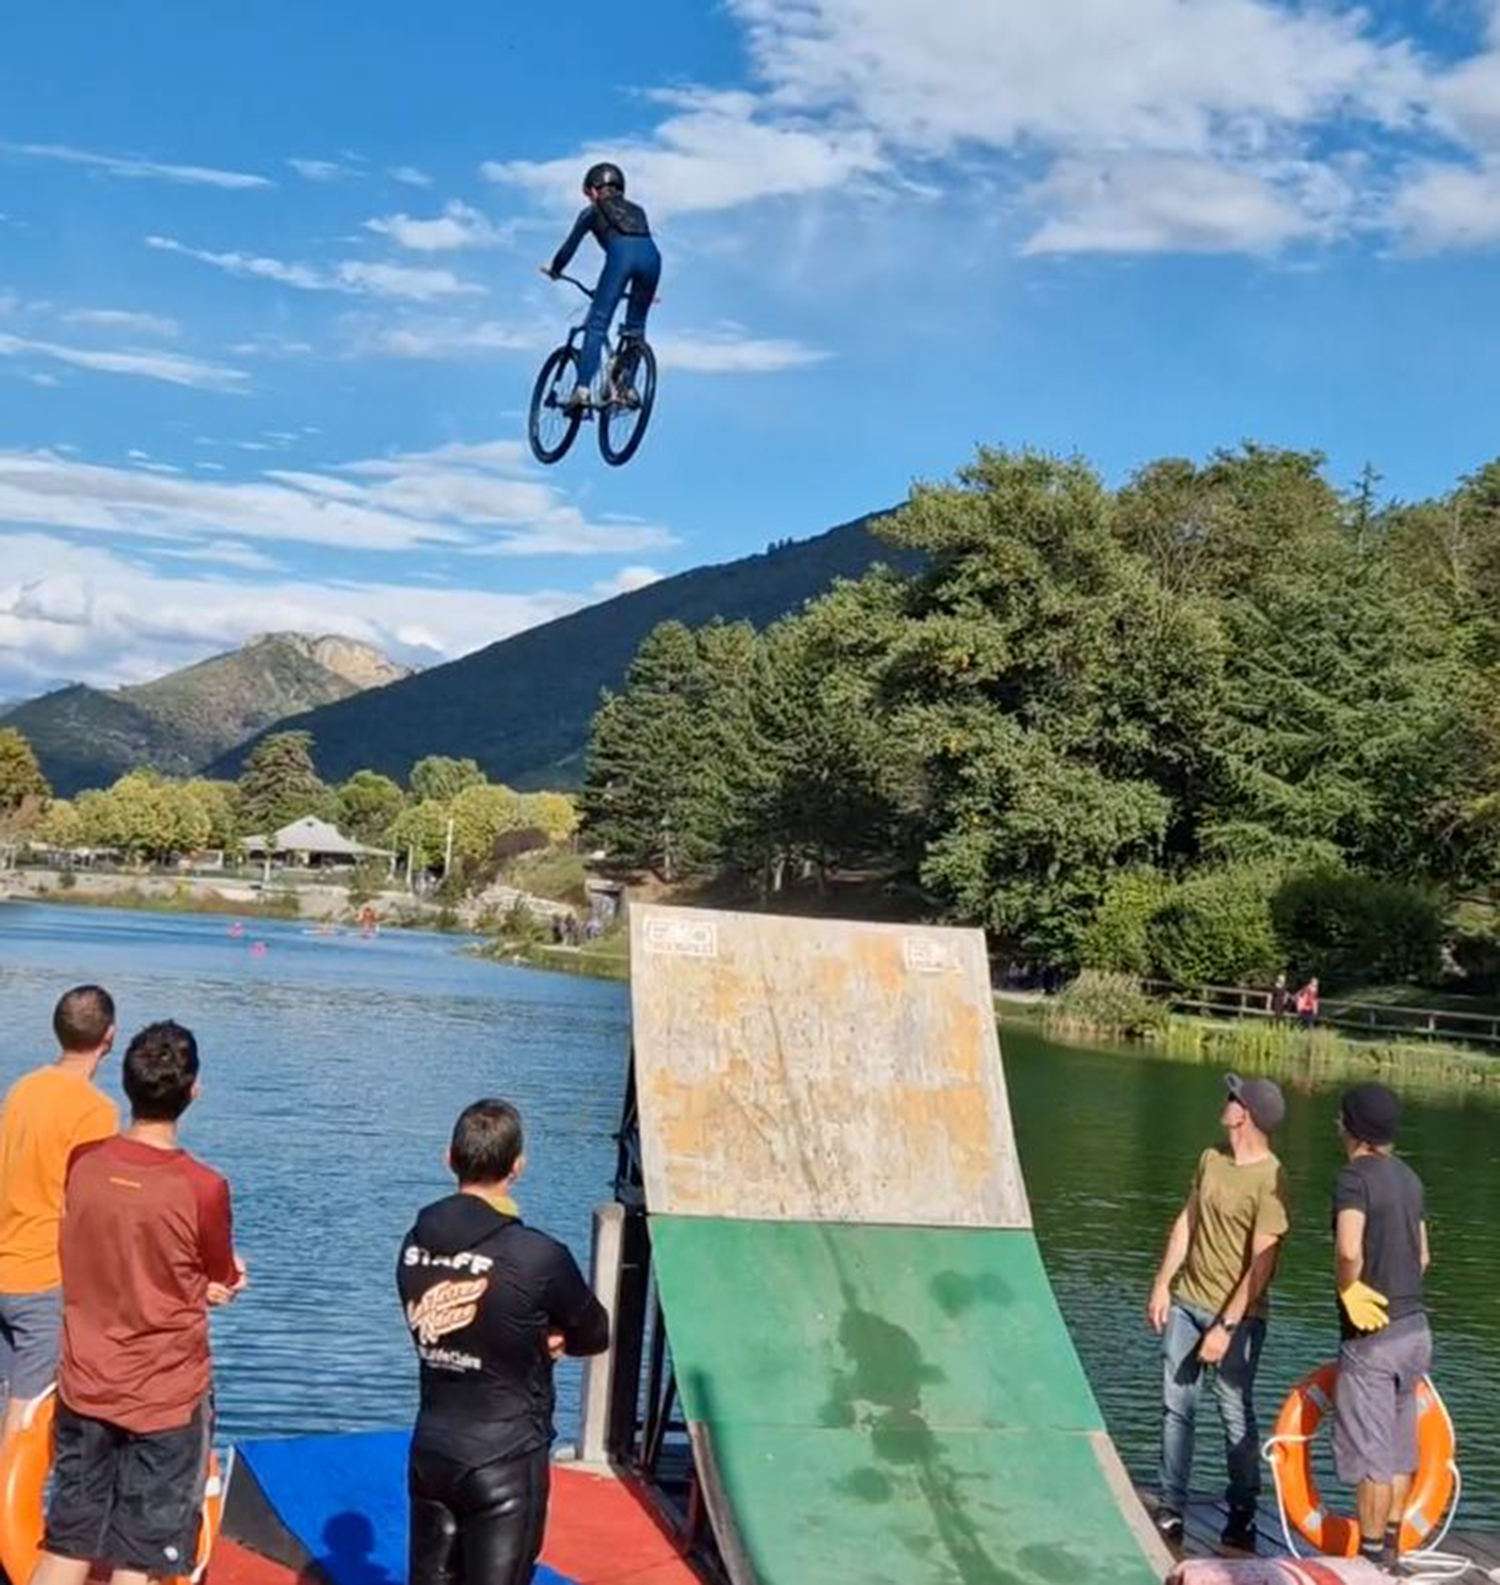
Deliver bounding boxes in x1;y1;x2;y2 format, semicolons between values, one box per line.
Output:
8;633;411;797
216;513;910;789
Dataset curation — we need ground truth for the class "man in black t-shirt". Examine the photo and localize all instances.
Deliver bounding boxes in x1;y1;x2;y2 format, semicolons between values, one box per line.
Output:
398;1099;609;1585
1331;1082;1431;1569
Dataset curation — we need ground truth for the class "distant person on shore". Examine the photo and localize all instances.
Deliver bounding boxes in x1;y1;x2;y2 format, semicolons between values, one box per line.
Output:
1332;1082;1431;1570
0;985;118;1447
1297;976;1320;1029
400;1100;609;1585
1146;1075;1289;1551
30;1020;245;1585
1269;973;1290;1023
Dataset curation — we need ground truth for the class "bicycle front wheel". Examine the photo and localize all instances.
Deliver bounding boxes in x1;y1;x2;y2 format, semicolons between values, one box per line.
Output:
529;346;583;465
598;341;657;467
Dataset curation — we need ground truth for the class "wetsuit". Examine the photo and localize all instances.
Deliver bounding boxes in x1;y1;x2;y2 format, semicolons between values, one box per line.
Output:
398;1194;609;1585
549;195;661;390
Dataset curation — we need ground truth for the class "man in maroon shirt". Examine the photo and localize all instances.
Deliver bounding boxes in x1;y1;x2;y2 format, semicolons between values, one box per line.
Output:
30;1021;245;1585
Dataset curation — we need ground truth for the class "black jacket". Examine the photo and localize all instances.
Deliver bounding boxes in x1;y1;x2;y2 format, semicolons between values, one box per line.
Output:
550;196;652;276
398;1193;609;1465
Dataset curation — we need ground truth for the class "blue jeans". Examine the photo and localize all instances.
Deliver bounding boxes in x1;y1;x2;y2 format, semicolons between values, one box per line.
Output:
577;235;661;388
1160;1299;1267;1514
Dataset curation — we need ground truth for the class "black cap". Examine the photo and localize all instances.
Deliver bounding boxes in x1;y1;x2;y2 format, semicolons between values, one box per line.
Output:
1226;1073;1286;1135
1341;1082;1401;1146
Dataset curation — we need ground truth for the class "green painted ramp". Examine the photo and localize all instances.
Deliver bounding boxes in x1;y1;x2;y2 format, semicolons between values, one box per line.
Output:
628;908;1169;1585
651;1218;1164;1585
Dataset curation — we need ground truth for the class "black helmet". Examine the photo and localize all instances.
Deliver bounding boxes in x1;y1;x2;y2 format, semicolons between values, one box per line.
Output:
583;161;626;195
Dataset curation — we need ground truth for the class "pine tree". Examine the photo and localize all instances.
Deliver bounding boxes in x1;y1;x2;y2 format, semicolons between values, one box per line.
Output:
237;732;329;834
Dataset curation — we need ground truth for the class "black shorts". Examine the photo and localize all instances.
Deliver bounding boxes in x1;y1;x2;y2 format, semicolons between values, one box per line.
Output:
45;1398;212;1576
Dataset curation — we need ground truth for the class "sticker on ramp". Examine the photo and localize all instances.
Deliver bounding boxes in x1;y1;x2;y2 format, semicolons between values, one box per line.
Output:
643;917;719;958
903;937;961;974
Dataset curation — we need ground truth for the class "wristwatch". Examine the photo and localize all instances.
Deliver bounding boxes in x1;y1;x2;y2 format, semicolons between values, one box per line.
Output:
1217;1319;1239;1334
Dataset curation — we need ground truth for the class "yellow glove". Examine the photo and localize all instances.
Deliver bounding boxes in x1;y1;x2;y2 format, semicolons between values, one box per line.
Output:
1340;1280;1390;1332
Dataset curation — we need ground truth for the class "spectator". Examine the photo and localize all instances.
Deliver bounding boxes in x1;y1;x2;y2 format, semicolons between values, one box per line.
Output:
1296;976;1321;1029
1332;1083;1430;1569
0;985;118;1447
1146;1075;1289;1551
31;1021;245;1585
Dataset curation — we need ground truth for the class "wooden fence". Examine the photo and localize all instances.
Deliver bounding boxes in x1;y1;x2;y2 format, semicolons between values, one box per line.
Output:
1142;979;1500;1050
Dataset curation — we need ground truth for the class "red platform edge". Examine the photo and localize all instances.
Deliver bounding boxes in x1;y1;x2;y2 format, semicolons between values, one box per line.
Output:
208;1464;703;1585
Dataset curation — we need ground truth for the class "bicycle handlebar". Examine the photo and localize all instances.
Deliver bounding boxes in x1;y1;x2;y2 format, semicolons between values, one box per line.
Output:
555;273;594;299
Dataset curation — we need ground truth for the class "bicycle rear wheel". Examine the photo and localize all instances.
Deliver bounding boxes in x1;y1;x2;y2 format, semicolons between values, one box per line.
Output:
529;345;583;465
598;340;657;467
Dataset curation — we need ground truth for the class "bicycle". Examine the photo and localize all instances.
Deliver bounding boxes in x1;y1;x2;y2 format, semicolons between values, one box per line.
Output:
528;274;658;467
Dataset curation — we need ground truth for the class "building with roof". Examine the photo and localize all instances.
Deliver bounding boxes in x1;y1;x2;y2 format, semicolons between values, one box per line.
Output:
241;816;394;872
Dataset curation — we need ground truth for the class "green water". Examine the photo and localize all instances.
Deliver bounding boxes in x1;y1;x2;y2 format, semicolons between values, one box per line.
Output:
1002;1019;1500;1528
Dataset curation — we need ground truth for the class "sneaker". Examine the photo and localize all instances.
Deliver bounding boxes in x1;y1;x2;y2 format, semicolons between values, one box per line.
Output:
1155;1508;1184;1544
1221;1511;1258;1552
561;387;589;414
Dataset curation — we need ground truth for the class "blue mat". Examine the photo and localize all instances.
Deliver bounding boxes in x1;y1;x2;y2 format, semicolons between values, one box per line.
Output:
234;1431;574;1585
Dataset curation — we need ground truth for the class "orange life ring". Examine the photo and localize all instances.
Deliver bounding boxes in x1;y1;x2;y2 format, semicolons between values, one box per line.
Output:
1269;1362;1456;1555
0;1388;224;1585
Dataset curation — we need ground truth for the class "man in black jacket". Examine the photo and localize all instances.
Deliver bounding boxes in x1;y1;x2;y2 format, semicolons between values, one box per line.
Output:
542;161;661;411
399;1099;609;1585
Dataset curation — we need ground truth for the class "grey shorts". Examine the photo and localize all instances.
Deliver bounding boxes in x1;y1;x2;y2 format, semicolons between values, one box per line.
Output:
1335;1312;1433;1484
0;1287;63;1401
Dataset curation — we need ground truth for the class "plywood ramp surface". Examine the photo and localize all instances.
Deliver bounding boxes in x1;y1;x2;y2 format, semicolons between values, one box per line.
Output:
629;906;1030;1228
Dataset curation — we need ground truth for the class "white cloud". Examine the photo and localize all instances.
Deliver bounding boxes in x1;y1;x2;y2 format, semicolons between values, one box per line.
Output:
365;200;509;252
485;1;1500;258
732;0;1425;160
390;166;435;188
1390;160;1500;251
146;236;327;290
28;372;61;388
1021;156;1318;255
6;141;271;190
0;439;675;558
485;88;886;217
592;565;665;598
60;308;180;338
336;261;485;300
656;328;828;373
0;333;248;393
348;317;544;359
147;236;485;301
350;311;822;373
289;158;359;182
0;532;590;695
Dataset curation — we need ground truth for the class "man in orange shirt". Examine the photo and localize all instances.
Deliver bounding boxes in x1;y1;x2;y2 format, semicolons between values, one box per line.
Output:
0;985;118;1445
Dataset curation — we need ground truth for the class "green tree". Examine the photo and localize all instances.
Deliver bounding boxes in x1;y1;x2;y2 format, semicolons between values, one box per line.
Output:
517;790;580;844
872;448;1224;956
450;782;526;871
0;727;50;815
581;622;719;878
338;770;406;845
34;798;82;848
237;732;329;834
180;779;240;849
409;755;484;804
388;798;452;874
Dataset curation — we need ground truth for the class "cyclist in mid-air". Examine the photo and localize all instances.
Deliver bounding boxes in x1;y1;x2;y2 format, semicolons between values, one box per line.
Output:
541;162;660;413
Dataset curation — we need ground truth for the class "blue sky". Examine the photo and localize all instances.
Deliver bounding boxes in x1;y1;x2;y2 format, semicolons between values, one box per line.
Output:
3;0;1500;698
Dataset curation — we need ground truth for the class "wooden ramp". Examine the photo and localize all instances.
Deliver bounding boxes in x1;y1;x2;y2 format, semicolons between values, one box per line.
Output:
630;905;1173;1585
630;906;1028;1228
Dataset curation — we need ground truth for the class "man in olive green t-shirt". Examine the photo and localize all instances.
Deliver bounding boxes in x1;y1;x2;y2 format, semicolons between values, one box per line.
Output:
1146;1074;1290;1550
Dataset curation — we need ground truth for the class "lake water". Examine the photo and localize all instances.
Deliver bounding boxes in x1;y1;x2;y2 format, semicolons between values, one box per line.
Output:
1;903;1496;1529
